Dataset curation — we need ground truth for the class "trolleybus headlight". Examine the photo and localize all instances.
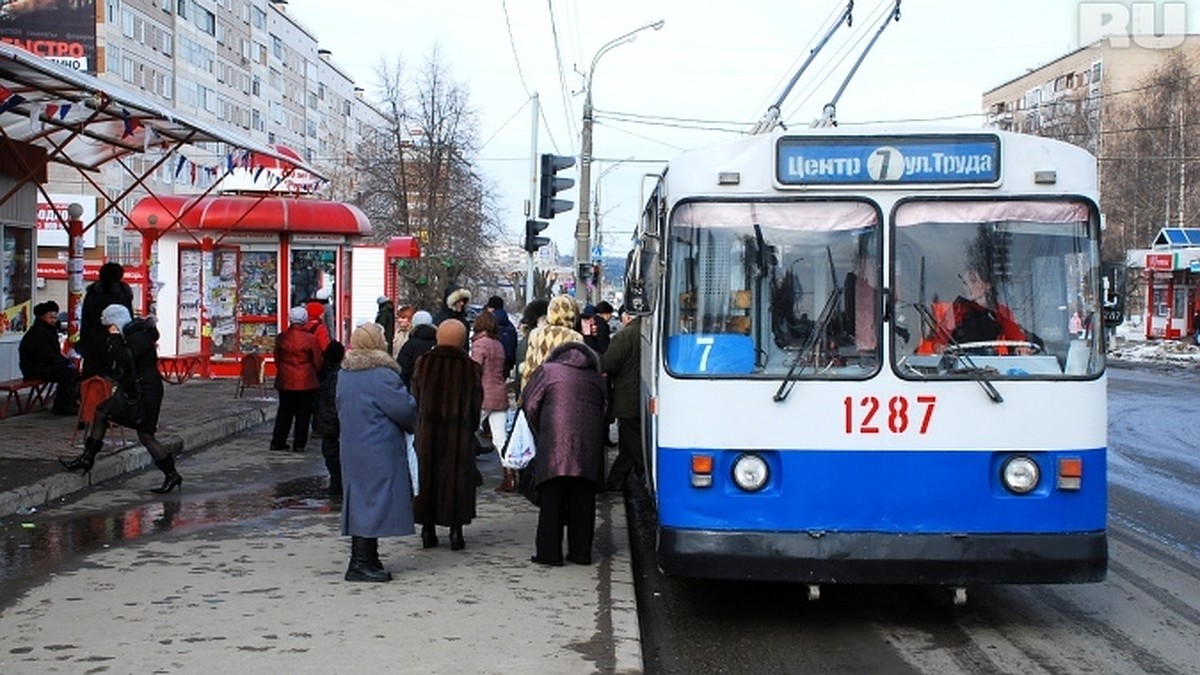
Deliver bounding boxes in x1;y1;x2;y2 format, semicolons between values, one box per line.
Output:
1001;456;1040;494
731;454;769;492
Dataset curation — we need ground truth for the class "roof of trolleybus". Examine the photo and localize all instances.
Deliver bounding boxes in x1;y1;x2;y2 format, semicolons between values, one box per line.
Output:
661;126;1098;200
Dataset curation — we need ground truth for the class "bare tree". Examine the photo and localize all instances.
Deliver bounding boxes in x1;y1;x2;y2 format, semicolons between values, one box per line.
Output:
354;48;505;311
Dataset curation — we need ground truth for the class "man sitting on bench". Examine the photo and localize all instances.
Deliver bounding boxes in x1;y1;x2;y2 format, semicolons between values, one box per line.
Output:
19;301;79;416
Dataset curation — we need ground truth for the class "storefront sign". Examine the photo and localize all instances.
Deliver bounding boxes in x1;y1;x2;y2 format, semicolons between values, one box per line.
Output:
1145;252;1175;270
291;234;346;244
35;193;97;248
37;261;148;284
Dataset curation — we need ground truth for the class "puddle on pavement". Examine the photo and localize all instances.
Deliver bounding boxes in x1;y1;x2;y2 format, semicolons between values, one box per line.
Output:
0;474;336;604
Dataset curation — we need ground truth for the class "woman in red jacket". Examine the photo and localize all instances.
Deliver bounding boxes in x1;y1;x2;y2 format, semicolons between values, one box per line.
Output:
270;306;324;452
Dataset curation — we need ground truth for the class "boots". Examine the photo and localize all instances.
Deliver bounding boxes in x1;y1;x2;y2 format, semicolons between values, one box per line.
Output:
59;437;102;473
150;456;183;494
449;525;465;551
494;469;516;492
345;536;391;582
421;524;438;549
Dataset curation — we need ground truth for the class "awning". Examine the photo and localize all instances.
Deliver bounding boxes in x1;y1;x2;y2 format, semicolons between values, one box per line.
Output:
130;195;371;235
0;42;323;176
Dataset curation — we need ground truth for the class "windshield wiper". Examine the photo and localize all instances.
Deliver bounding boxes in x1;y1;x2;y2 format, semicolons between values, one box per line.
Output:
910;302;1003;404
774;285;840;402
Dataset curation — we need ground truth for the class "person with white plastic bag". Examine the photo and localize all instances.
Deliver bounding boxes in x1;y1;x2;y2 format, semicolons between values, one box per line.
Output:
520;341;608;566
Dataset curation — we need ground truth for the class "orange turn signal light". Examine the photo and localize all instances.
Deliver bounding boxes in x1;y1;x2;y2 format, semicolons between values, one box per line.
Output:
1057;457;1082;490
691;454;714;488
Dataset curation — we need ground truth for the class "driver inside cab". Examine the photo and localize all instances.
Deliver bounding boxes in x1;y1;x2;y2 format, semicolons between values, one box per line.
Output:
932;267;1032;355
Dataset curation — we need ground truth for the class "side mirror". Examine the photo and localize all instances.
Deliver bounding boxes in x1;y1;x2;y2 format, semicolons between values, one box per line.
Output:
1100;263;1125;327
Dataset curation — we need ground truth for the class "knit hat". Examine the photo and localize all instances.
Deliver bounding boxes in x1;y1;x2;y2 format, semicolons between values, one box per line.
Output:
377;295;390;305
546;295;578;328
101;304;132;331
581;303;596;317
411;310;433;327
595;301;614;315
315;287;331;301
350;322;387;351
34;300;59;316
486;295;504;310
288;306;309;324
436;319;467;347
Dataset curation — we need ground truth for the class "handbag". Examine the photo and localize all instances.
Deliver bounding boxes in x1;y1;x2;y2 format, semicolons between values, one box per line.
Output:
100;385;144;428
499;409;536;470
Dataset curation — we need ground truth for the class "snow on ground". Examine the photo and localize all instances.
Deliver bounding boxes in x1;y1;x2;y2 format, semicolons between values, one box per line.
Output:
1107;320;1200;367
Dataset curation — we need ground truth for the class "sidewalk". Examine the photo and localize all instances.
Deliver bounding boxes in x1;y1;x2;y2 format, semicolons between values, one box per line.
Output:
0;378;643;673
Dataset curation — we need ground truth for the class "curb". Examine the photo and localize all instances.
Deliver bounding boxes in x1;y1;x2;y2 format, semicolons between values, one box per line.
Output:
0;406;272;517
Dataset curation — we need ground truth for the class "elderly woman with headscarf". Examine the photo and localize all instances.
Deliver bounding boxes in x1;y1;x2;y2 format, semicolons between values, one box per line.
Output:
410;319;484;551
337;322;417;583
520;295;585;393
59;304;181;493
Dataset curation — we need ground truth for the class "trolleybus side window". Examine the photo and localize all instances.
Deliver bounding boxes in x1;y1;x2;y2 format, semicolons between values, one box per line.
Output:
664;199;881;379
892;199;1102;378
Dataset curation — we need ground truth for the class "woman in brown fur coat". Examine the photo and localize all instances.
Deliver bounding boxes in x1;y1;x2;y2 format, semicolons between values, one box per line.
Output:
410;320;484;551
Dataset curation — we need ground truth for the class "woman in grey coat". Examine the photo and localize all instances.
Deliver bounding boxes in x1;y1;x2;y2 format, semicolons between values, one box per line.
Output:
520;341;608;566
337;322;418;582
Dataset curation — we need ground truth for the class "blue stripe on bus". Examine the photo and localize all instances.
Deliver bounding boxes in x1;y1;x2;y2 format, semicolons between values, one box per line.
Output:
655;447;1106;533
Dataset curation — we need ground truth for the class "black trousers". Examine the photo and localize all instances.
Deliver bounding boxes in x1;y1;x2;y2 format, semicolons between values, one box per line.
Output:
606;417;644;486
535;477;597;564
271;390;316;450
27;361;78;412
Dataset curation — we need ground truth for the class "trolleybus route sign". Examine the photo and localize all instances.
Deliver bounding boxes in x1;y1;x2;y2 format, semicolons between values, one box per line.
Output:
776;134;1001;186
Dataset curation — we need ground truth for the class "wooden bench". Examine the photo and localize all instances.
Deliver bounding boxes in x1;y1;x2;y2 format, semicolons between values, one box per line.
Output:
157;353;210;384
0;378;56;418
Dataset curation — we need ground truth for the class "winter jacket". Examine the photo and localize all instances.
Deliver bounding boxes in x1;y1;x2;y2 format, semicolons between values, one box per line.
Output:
396;323;437;388
274;325;324;392
79;280;133;377
470;332;508;411
98;318;164;433
493;308;518;375
375;301;396;354
410;344;483;527
337;348;418;537
313;349;344;437
18;318;72;379
521;342;607;489
601;318;641;420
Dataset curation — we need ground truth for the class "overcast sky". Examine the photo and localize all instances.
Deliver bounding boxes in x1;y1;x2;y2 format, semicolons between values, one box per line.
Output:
285;0;1198;256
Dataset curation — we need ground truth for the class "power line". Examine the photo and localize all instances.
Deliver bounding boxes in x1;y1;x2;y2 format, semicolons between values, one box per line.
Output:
501;0;531;97
545;0;579;153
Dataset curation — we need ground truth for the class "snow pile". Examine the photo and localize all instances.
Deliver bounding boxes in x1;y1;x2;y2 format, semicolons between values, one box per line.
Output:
1108;322;1200;367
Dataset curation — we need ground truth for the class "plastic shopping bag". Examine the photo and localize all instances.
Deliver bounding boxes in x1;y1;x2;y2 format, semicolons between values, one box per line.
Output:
500;410;536;470
406;432;420;497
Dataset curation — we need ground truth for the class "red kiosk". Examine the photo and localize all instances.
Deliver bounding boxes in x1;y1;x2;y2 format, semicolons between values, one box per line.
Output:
129;194;372;379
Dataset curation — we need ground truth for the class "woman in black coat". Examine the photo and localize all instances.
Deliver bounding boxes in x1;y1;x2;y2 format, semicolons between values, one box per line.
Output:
79;262;134;379
396;310;437;388
59;304;181;494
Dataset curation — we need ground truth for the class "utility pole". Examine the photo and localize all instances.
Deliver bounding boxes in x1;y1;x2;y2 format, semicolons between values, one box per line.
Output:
526;93;539;303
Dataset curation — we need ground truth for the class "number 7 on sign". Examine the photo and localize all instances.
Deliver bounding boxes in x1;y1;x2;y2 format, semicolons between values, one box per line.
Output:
696;336;714;372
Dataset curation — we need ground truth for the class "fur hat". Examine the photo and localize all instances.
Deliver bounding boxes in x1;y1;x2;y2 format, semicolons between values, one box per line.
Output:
99;262;124;286
350;322;387;351
412;310;433;327
34;300;59;317
288;306;309;324
595;301;614;315
446;288;471;308
436;319;467;347
101;304;132;331
546;295;578;329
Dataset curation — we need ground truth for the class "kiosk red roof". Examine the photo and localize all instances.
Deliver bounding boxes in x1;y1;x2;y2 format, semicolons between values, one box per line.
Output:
130;195;371;235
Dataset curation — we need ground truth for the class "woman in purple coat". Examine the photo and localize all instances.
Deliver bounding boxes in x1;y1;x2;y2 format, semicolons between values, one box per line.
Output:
337;323;417;582
520;341;608;566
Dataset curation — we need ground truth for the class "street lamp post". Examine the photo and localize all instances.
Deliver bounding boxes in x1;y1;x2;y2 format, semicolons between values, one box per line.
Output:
575;19;663;302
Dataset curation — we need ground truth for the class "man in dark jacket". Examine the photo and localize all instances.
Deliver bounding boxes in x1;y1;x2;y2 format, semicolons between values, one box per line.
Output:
375;296;396;355
19;300;79;415
600;309;643;491
79;262;134;378
314;341;346;496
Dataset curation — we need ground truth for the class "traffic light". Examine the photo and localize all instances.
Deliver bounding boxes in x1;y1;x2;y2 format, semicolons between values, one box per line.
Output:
524;219;550;253
538;153;576;220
